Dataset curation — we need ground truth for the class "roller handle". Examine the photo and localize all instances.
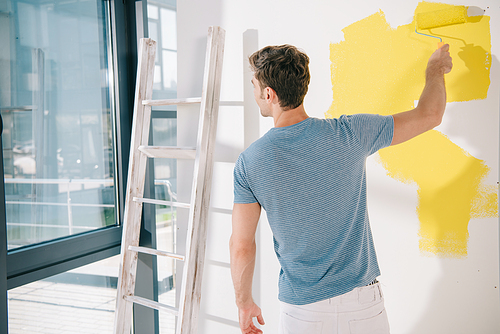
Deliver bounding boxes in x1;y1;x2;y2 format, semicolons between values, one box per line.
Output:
437;41;444;49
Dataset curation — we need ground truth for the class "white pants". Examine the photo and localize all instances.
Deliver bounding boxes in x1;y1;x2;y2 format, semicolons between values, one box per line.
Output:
279;282;390;334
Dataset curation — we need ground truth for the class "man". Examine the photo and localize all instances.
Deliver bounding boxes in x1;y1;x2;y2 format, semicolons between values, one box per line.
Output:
230;44;452;334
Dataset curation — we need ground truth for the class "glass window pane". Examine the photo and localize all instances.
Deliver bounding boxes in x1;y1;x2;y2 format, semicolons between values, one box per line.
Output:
154;65;162;91
162;50;177;90
160;8;176;50
149;21;159;48
1;0;117;250
147;4;159;20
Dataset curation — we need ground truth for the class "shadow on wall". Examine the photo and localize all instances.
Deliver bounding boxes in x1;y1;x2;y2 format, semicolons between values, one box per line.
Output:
197;28;263;334
196;28;266;333
175;1;246;333
408;53;500;334
443;48;498;162
408;258;500;334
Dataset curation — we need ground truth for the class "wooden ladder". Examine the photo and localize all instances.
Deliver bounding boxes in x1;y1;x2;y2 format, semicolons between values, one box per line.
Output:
113;26;225;334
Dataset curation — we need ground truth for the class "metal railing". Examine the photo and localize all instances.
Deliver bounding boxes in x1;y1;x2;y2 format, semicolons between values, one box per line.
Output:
4;178;177;239
4;178;115;235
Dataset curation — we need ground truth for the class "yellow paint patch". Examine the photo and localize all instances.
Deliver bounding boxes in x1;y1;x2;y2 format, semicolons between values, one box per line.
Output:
327;2;495;257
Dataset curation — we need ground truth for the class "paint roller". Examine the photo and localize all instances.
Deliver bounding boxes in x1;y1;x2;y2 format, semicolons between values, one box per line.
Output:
415;6;467;48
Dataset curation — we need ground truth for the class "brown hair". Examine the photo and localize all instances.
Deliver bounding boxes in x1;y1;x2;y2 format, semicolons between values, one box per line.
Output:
249;45;310;110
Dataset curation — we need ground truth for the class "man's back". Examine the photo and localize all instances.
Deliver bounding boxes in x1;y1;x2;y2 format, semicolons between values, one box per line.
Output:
234;115;393;305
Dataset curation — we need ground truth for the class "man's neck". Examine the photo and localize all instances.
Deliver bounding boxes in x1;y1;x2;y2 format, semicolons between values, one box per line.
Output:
273;104;309;127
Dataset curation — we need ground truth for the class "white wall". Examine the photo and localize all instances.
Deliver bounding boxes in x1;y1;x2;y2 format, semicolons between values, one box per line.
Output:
176;1;500;333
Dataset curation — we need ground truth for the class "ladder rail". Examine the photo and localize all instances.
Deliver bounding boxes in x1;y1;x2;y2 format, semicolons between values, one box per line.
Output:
113;38;157;334
176;26;225;334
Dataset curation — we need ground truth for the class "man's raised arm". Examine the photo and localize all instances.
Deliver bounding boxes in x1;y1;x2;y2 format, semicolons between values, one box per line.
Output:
230;202;265;334
391;44;453;146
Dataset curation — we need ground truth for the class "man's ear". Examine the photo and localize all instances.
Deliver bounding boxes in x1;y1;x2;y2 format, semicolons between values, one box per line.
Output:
264;87;277;103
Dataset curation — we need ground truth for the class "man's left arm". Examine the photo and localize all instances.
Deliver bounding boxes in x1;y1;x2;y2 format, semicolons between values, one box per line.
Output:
230;202;265;334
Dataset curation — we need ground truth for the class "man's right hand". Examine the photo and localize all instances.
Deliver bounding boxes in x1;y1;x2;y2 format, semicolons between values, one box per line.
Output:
427;43;453;76
391;43;453;146
238;302;265;334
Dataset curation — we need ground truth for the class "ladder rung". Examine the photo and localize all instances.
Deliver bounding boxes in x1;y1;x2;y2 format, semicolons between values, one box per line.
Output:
142;97;202;106
133;197;191;209
124;295;179;316
128;245;185;261
138;145;197;159
219;101;244;106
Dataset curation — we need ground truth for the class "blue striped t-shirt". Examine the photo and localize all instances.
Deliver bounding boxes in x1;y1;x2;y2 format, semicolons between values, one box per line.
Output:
233;114;394;305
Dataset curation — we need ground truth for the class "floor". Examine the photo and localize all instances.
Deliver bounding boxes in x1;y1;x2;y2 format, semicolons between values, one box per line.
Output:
8;273;176;334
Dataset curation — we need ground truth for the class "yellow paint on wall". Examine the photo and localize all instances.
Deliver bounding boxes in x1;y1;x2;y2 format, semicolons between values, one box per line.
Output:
327;2;496;257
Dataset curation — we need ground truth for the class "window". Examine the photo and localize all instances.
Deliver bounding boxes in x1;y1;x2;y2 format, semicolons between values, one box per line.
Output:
1;0;117;250
1;0;123;330
1;0;180;332
148;1;177;95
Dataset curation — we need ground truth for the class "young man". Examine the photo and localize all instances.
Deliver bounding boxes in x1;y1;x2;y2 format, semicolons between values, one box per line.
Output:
230;44;452;334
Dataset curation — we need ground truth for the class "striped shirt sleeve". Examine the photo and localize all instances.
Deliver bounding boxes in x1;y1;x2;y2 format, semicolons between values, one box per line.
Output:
347;114;394;155
233;155;258;204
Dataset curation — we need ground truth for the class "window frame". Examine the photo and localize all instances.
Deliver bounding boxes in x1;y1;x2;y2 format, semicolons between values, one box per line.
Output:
1;117;8;334
0;0;146;289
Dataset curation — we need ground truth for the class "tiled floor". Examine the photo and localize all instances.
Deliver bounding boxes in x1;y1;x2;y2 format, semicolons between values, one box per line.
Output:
8;280;117;333
8;280;176;333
